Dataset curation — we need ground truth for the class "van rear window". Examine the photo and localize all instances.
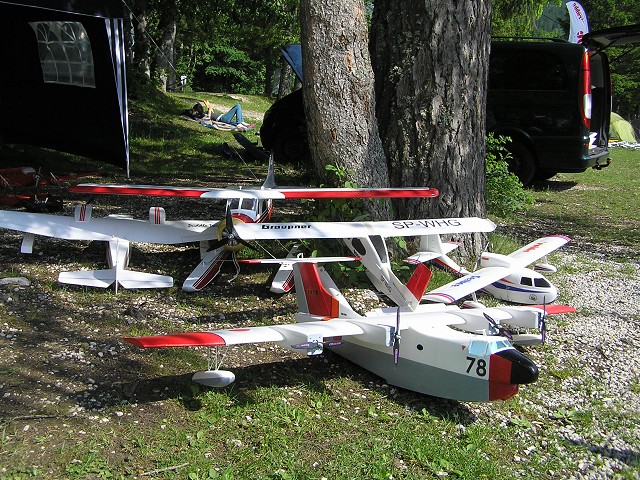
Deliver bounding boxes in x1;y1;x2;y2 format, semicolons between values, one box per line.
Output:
489;50;568;91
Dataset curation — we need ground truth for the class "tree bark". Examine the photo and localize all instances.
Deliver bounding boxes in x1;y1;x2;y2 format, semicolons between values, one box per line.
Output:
157;4;177;92
300;0;390;219
371;1;491;255
131;0;151;80
276;57;293;99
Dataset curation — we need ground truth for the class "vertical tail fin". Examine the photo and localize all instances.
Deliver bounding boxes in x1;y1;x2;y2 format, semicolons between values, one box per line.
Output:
405;262;432;301
262;153;277;189
419;234;467;276
293;262;360;319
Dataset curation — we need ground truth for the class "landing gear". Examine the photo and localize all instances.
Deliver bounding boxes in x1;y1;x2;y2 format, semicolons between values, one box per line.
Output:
192;346;236;387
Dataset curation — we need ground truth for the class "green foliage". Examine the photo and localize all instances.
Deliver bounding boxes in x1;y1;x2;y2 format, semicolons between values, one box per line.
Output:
485;134;535;218
315;164;367;222
303;164;370;284
198;43;265;94
492;0;549;36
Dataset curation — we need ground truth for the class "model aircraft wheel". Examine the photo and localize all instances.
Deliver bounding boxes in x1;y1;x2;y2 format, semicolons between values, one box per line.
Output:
506;140;535;186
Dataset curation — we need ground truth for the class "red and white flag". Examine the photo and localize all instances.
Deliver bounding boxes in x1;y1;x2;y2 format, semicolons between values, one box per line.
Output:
566;1;589;44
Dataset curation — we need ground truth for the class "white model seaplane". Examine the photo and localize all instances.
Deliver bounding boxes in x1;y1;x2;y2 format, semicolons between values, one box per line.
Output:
413;234;571;305
124;255;574;402
0;158;440;292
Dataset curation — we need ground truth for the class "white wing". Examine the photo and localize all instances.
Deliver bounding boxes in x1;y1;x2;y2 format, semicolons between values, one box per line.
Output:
423;267;510;304
507;235;571;266
235;217;496;241
124;320;365;350
0;210;214;244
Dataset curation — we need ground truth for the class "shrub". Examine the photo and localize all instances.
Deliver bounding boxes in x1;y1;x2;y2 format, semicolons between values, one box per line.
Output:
485;133;534;217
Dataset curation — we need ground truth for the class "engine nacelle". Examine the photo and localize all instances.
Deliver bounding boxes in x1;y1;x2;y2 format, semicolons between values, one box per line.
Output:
533;262;557;273
74;204;92;222
479;252;513;268
149;206;166;225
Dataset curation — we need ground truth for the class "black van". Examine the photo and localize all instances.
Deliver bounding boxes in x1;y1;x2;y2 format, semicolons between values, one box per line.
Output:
261;25;640;185
487;38;611;184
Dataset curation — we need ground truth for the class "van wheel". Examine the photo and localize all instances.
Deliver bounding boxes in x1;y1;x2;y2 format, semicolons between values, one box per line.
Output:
506;141;535;186
272;126;309;165
534;170;557;181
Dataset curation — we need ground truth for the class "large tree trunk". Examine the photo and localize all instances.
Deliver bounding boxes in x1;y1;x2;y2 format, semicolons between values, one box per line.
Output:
156;4;177;92
300;0;390;218
371;1;491;255
132;0;151;80
276;57;293;99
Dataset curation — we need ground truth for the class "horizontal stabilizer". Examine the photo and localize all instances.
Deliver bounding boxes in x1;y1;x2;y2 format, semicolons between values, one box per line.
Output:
529;304;576;315
58;269;173;289
405;251;441;263
117;270;174;289
58;269;117;288
510;333;543;346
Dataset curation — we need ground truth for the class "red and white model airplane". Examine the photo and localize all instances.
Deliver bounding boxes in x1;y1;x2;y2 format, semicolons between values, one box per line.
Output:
0;166;84;211
124;256;569;402
412;234;571;305
0;158;440;292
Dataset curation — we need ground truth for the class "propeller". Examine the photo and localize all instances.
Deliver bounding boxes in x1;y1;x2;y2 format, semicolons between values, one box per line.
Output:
393;307;401;367
483;312;513;341
209;204;258;253
539;297;548;343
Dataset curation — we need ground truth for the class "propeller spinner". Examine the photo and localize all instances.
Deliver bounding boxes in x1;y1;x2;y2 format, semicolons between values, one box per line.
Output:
211;204;258;252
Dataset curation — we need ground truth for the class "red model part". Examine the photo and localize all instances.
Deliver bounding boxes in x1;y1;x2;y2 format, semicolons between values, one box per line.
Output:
124;332;225;348
69;184;211;197
489;349;539;401
279;187;439;199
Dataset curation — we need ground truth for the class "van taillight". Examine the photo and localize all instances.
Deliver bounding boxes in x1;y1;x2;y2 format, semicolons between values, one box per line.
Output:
580;51;592;129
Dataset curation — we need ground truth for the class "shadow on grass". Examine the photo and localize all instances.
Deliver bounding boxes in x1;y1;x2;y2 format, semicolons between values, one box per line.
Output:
113;349;477;425
567;438;639;468
529;178;578;192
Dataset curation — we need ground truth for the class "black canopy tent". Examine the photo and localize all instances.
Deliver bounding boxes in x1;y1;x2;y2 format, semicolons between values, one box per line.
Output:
0;0;129;175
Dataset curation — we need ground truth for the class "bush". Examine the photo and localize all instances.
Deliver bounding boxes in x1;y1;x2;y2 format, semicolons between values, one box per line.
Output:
485;133;534;217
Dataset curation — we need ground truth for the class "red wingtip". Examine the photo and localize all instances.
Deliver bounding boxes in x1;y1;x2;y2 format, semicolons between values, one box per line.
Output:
531;305;576;315
124;332;226;348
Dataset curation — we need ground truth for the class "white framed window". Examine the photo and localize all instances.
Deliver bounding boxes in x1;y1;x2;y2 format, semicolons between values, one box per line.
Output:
29;21;95;88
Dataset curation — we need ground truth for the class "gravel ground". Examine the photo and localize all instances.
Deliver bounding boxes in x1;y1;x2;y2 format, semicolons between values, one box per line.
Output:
467;238;640;479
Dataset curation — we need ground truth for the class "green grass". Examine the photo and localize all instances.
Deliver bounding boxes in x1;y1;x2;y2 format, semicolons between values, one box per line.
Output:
507;147;640;255
1;89;639;479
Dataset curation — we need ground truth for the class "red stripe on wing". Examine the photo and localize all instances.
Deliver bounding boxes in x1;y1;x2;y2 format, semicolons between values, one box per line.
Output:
278;188;439;199
69;184;211;198
124;332;225;348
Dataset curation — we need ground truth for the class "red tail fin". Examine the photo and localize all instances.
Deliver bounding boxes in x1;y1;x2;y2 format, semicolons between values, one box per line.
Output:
406;263;432;301
295;263;340;318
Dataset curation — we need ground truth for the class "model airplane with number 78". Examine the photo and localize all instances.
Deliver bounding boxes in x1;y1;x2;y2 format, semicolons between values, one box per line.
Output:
123;257;572;402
